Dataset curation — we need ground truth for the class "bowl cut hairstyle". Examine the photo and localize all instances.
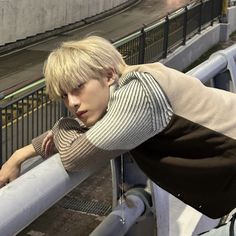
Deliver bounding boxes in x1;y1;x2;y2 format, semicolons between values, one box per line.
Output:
44;36;127;100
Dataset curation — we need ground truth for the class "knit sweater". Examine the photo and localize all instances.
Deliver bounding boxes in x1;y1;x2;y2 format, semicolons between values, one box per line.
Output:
32;62;236;218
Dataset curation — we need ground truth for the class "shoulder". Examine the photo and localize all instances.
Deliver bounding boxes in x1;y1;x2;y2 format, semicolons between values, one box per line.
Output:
119;63;171;86
118;67;164;96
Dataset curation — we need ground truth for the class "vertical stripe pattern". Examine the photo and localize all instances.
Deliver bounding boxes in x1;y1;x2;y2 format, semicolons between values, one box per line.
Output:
32;70;173;170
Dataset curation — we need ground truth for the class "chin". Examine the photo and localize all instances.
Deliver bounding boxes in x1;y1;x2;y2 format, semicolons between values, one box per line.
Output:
83;119;95;128
84;117;101;128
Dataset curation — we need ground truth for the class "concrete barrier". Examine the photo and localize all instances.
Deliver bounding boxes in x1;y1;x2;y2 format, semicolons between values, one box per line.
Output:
0;0;128;46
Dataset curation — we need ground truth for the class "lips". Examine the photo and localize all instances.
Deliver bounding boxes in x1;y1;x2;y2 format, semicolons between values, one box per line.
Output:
76;110;87;118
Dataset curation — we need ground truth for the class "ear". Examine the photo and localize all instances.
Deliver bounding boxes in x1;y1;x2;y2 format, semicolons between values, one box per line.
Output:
106;68;116;86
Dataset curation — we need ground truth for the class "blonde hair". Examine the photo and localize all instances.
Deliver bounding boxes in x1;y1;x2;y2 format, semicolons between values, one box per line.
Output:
44;36;127;100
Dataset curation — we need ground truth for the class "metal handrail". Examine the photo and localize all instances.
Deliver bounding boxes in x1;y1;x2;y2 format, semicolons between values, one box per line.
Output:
187;44;236;84
0;154;107;236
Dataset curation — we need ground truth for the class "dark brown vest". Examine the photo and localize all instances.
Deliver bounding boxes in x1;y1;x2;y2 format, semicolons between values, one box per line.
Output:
131;114;236;218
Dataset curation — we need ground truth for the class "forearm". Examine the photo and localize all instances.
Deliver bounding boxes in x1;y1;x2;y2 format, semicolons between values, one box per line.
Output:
6;144;37;167
0;144;37;187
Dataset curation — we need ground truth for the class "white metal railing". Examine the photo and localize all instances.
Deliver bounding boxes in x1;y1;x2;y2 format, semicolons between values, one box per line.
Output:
0;154;107;236
187;44;236;89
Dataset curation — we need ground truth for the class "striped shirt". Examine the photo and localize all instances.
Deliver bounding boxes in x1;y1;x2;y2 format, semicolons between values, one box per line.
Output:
32;71;173;170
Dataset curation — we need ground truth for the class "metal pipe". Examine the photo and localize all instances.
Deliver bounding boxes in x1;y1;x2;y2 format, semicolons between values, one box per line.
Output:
187;54;227;83
0;154;106;236
90;194;145;236
187;44;236;83
224;43;236;60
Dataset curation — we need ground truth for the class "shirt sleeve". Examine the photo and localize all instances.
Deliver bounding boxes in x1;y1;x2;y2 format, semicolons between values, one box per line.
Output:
32;131;49;158
51;73;173;171
31;119;86;158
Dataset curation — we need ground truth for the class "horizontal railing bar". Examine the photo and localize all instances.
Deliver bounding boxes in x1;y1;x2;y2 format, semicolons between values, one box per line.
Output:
145;18;165;32
0;81;46;109
0;154;108;236
187;44;236;83
4;78;45;100
168;7;186;19
113;31;142;48
187;55;227;83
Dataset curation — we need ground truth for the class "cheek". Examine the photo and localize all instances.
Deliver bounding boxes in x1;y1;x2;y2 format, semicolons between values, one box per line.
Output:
98;88;109;107
63;100;72;112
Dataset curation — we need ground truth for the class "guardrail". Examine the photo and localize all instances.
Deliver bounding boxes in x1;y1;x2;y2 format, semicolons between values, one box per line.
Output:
1;43;235;236
229;0;236;6
0;0;222;164
187;43;236;88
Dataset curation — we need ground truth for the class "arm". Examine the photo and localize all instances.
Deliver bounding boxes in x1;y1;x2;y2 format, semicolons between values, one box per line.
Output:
0;144;37;187
0;130;55;187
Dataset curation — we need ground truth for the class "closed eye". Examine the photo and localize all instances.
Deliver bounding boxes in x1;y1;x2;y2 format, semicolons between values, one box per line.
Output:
61;93;68;99
77;83;85;89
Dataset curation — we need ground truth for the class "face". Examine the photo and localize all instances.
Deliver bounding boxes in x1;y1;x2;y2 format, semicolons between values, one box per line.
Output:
62;73;115;127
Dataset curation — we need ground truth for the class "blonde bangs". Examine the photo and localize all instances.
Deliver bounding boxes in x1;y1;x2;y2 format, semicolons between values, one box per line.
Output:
44;48;102;100
44;36;127;100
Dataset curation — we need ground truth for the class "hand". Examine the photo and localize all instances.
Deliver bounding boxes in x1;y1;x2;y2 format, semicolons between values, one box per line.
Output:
0;144;36;188
0;157;21;188
42;131;55;158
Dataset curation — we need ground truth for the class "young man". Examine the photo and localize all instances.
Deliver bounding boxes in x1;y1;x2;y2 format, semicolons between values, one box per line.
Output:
0;36;235;235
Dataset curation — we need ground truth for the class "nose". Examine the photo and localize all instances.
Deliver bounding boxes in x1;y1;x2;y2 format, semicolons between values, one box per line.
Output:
67;92;81;110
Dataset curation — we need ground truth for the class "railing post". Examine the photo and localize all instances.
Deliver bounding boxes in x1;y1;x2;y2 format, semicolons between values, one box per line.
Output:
210;0;214;26
183;6;188;45
163;15;169;58
222;0;228;16
138;26;146;64
198;0;203;33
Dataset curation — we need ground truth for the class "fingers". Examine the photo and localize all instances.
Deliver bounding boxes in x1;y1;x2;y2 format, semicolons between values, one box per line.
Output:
0;162;20;188
0;167;7;188
42;132;51;151
0;175;18;188
45;140;53;158
0;176;9;188
42;131;54;155
9;173;19;182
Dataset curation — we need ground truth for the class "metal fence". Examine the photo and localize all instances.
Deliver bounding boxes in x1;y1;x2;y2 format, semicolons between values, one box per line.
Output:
0;0;222;164
114;0;222;63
